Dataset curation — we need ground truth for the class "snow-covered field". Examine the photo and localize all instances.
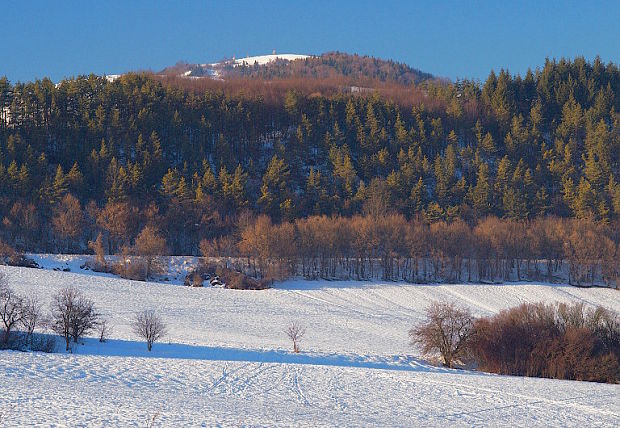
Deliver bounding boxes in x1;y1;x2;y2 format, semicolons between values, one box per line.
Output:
1;264;619;426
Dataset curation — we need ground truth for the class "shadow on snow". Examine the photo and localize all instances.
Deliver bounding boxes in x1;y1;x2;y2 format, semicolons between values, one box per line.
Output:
66;337;465;374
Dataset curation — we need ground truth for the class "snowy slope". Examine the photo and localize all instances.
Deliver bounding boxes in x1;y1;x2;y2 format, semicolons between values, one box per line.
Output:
0;265;619;426
2;351;618;427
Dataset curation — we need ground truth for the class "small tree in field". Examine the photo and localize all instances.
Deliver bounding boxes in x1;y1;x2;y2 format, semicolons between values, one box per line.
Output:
133;310;166;351
98;319;111;343
20;296;41;339
0;275;23;344
50;287;99;351
410;301;475;368
286;321;306;353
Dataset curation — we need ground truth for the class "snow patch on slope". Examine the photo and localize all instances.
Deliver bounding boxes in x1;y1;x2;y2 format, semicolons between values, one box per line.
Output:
233;53;310;66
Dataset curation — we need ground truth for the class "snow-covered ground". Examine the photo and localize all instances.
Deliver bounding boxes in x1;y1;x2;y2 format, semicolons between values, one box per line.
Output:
233;53;310;66
28;253;200;285
0;264;619;426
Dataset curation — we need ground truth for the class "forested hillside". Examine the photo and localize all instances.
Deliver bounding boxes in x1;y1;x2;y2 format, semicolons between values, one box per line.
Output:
0;56;619;261
161;52;433;84
222;52;434;84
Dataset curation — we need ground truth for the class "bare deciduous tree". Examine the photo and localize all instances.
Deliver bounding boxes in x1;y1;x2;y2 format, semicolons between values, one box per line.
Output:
98;319;111;343
0;275;24;344
88;232;107;270
133;310;166;351
50;287;99;351
134;226;168;280
20;296;41;339
410;301;475;368
52;194;84;253
286;321;306;353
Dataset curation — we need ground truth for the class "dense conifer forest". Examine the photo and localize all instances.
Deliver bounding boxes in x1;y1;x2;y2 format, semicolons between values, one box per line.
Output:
0;54;619;283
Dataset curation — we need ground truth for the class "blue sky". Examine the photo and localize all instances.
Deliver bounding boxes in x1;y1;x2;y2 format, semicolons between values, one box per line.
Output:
1;0;618;83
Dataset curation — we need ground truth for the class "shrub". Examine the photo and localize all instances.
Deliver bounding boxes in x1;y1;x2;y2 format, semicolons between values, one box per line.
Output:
112;258;148;281
217;267;271;290
88;232;107;270
0;242;37;268
29;333;57;353
184;270;205;287
470;302;620;383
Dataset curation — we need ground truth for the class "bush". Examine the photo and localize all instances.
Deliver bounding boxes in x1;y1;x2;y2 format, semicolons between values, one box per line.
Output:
470;302;620;383
29;333;57;353
112;258;148;281
134;226;168;279
184;268;207;287
0;240;19;265
0;241;37;268
217;267;271;290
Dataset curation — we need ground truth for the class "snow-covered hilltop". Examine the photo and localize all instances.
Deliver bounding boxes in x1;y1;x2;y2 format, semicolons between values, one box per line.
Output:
160;53;311;80
233;53;310;66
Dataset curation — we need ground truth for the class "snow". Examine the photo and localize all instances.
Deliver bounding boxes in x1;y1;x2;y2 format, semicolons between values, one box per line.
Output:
104;74;120;82
233;53;310;66
28;253;200;285
0;264;619;426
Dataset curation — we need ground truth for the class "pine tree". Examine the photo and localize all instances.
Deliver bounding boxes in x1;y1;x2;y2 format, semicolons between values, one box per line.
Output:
471;162;492;215
607;175;620;216
200;161;218;195
258;156;291;220
573;178;596;219
481;132;496;157
409;177;425;215
161;168;181;200
50;165;68;205
66;162;84;195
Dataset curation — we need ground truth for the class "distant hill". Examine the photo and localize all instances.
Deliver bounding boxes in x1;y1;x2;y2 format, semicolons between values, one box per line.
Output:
160;52;434;85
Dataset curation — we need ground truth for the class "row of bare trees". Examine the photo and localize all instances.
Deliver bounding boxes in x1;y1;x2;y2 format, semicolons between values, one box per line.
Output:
0;273;166;352
235;215;620;287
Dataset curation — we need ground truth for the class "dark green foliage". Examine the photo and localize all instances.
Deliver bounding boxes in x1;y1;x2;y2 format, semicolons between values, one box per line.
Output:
0;56;618;254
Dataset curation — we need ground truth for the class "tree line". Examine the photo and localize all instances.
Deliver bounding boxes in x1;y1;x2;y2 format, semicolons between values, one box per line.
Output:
0;56;618;258
235;214;620;286
0;272;166;353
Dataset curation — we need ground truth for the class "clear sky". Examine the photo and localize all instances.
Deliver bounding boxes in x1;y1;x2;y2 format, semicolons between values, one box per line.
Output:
2;0;618;83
